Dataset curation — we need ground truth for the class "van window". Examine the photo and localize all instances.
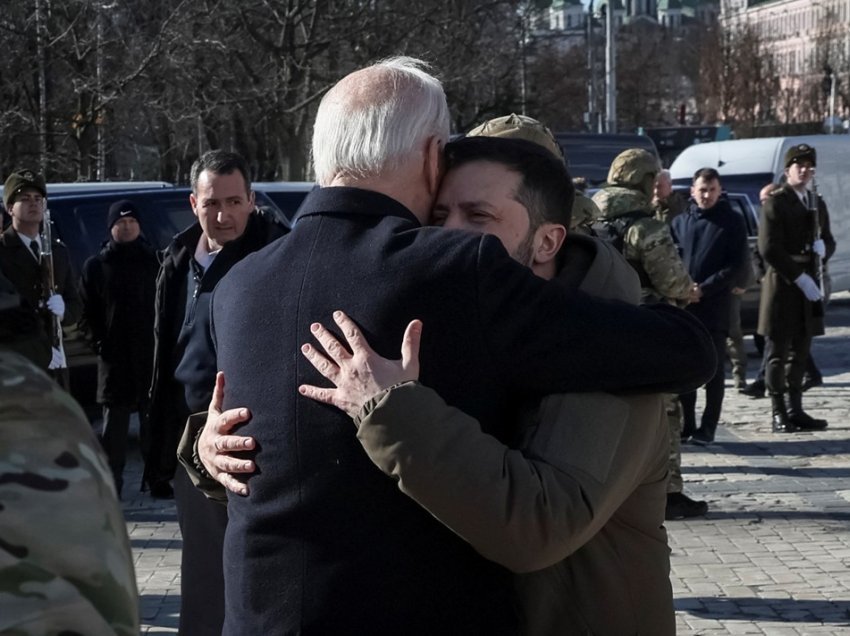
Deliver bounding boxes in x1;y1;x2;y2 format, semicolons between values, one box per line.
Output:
554;133;659;186
49;193;195;274
261;190;311;221
725;194;758;237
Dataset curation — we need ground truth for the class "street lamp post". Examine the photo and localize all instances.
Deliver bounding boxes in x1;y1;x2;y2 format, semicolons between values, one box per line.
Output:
605;2;617;133
587;1;596;131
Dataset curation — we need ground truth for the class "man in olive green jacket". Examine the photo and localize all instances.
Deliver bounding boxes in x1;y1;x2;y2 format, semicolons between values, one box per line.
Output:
194;133;677;635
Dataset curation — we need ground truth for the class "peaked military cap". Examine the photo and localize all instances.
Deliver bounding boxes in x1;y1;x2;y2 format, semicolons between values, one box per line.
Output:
4;169;47;208
784;143;816;168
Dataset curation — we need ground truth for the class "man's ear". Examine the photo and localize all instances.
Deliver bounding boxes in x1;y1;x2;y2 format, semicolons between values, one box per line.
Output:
533;223;567;266
423;136;443;198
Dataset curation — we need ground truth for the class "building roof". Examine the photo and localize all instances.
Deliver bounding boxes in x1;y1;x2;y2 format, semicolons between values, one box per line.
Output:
596;0;626;11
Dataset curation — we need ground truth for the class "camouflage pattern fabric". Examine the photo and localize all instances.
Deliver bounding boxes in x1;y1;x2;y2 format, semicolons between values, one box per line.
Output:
606;148;659;198
570;193;599;235
592;186;693;304
664;394;683;494
0;351;139;636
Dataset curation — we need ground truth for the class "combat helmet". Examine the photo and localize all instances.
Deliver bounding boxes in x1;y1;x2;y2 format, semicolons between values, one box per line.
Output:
607;148;660;198
467;113;566;164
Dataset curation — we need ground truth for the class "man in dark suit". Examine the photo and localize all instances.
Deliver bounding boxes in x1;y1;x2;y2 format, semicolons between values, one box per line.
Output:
144;150;287;635
671;168;749;444
758;144;836;433
210;57;715;635
0;170;81;379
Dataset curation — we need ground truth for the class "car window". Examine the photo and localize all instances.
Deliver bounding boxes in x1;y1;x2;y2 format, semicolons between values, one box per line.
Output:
49;193;195;274
261;190;311;222
725;194;758;237
138;195;196;251
48;201;110;275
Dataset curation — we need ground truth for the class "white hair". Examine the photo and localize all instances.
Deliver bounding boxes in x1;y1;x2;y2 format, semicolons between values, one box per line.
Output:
311;56;451;185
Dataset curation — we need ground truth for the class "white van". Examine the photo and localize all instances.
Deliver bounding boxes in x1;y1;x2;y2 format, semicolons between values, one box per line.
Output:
670;135;850;295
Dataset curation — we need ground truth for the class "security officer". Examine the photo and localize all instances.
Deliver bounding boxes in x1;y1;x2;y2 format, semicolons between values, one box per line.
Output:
758;144;835;433
80;199;159;497
0;170;81;378
592;149;708;521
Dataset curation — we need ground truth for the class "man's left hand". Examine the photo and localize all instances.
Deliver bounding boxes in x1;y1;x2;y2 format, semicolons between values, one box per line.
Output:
198;372;256;496
812;239;826;258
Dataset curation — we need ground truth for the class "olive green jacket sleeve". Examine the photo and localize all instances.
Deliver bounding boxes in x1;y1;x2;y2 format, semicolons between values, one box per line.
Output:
176;412;228;504
356;381;668;574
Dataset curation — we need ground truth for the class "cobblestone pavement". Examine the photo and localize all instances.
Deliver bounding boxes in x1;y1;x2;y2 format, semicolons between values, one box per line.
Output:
124;293;850;635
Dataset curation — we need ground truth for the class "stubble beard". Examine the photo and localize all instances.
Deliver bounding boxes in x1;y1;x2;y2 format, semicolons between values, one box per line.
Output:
512;230;536;269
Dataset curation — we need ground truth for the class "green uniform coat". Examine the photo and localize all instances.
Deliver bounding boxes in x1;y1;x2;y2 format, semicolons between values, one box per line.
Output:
757;185;836;339
0;227;81;368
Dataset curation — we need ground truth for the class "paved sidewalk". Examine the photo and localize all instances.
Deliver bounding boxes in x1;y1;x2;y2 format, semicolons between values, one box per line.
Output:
125;294;850;635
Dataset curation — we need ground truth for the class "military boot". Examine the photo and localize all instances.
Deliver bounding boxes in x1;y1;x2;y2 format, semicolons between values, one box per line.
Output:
771;394;796;433
740;378;765;398
786;391;828;431
801;372;823;392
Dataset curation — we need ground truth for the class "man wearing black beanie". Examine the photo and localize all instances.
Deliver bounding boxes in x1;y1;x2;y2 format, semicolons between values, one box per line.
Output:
79;198;159;497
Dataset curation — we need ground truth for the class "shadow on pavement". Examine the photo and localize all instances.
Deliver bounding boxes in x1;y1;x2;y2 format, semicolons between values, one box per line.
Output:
687;440;850;457
683;464;850;479
130;538;183;550
675;596;850;623
139;593;180;627
698;509;850;522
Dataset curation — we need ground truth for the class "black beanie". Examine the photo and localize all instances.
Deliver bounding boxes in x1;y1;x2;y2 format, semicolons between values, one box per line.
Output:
107;199;141;230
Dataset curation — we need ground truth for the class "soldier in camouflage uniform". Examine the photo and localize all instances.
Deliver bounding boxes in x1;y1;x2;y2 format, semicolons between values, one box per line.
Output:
592;149;708;521
0;274;139;636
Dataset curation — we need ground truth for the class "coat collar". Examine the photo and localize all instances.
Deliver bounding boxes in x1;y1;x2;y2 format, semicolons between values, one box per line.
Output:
0;226;27;248
292;186;420;226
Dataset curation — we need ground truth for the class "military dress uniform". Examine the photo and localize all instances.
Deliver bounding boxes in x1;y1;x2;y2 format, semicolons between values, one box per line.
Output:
0;171;81;374
758;144;835;432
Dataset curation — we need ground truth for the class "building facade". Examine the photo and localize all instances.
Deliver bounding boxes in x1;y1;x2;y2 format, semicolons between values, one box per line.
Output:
720;0;850;125
546;0;717;30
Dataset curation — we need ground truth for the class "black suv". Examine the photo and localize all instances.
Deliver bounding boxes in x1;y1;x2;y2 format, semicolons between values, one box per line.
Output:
43;185;311;407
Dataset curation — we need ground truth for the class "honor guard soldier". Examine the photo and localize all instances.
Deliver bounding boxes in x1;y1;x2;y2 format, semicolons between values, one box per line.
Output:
757;144;836;433
0;170;80;380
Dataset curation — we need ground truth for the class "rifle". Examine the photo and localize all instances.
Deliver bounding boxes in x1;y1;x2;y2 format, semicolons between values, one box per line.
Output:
40;207;67;367
806;180;825;318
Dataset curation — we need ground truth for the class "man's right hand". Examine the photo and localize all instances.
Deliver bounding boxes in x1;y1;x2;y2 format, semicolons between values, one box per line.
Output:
687;283;703;304
199;372;256;496
298;311;422;419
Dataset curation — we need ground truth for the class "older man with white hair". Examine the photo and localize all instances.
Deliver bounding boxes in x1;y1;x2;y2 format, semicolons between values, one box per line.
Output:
209;57;715;634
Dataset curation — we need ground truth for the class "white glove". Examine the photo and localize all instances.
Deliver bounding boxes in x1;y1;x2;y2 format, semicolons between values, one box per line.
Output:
794;273;823;302
812;239;826;258
46;294;65;320
48;347;66;370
